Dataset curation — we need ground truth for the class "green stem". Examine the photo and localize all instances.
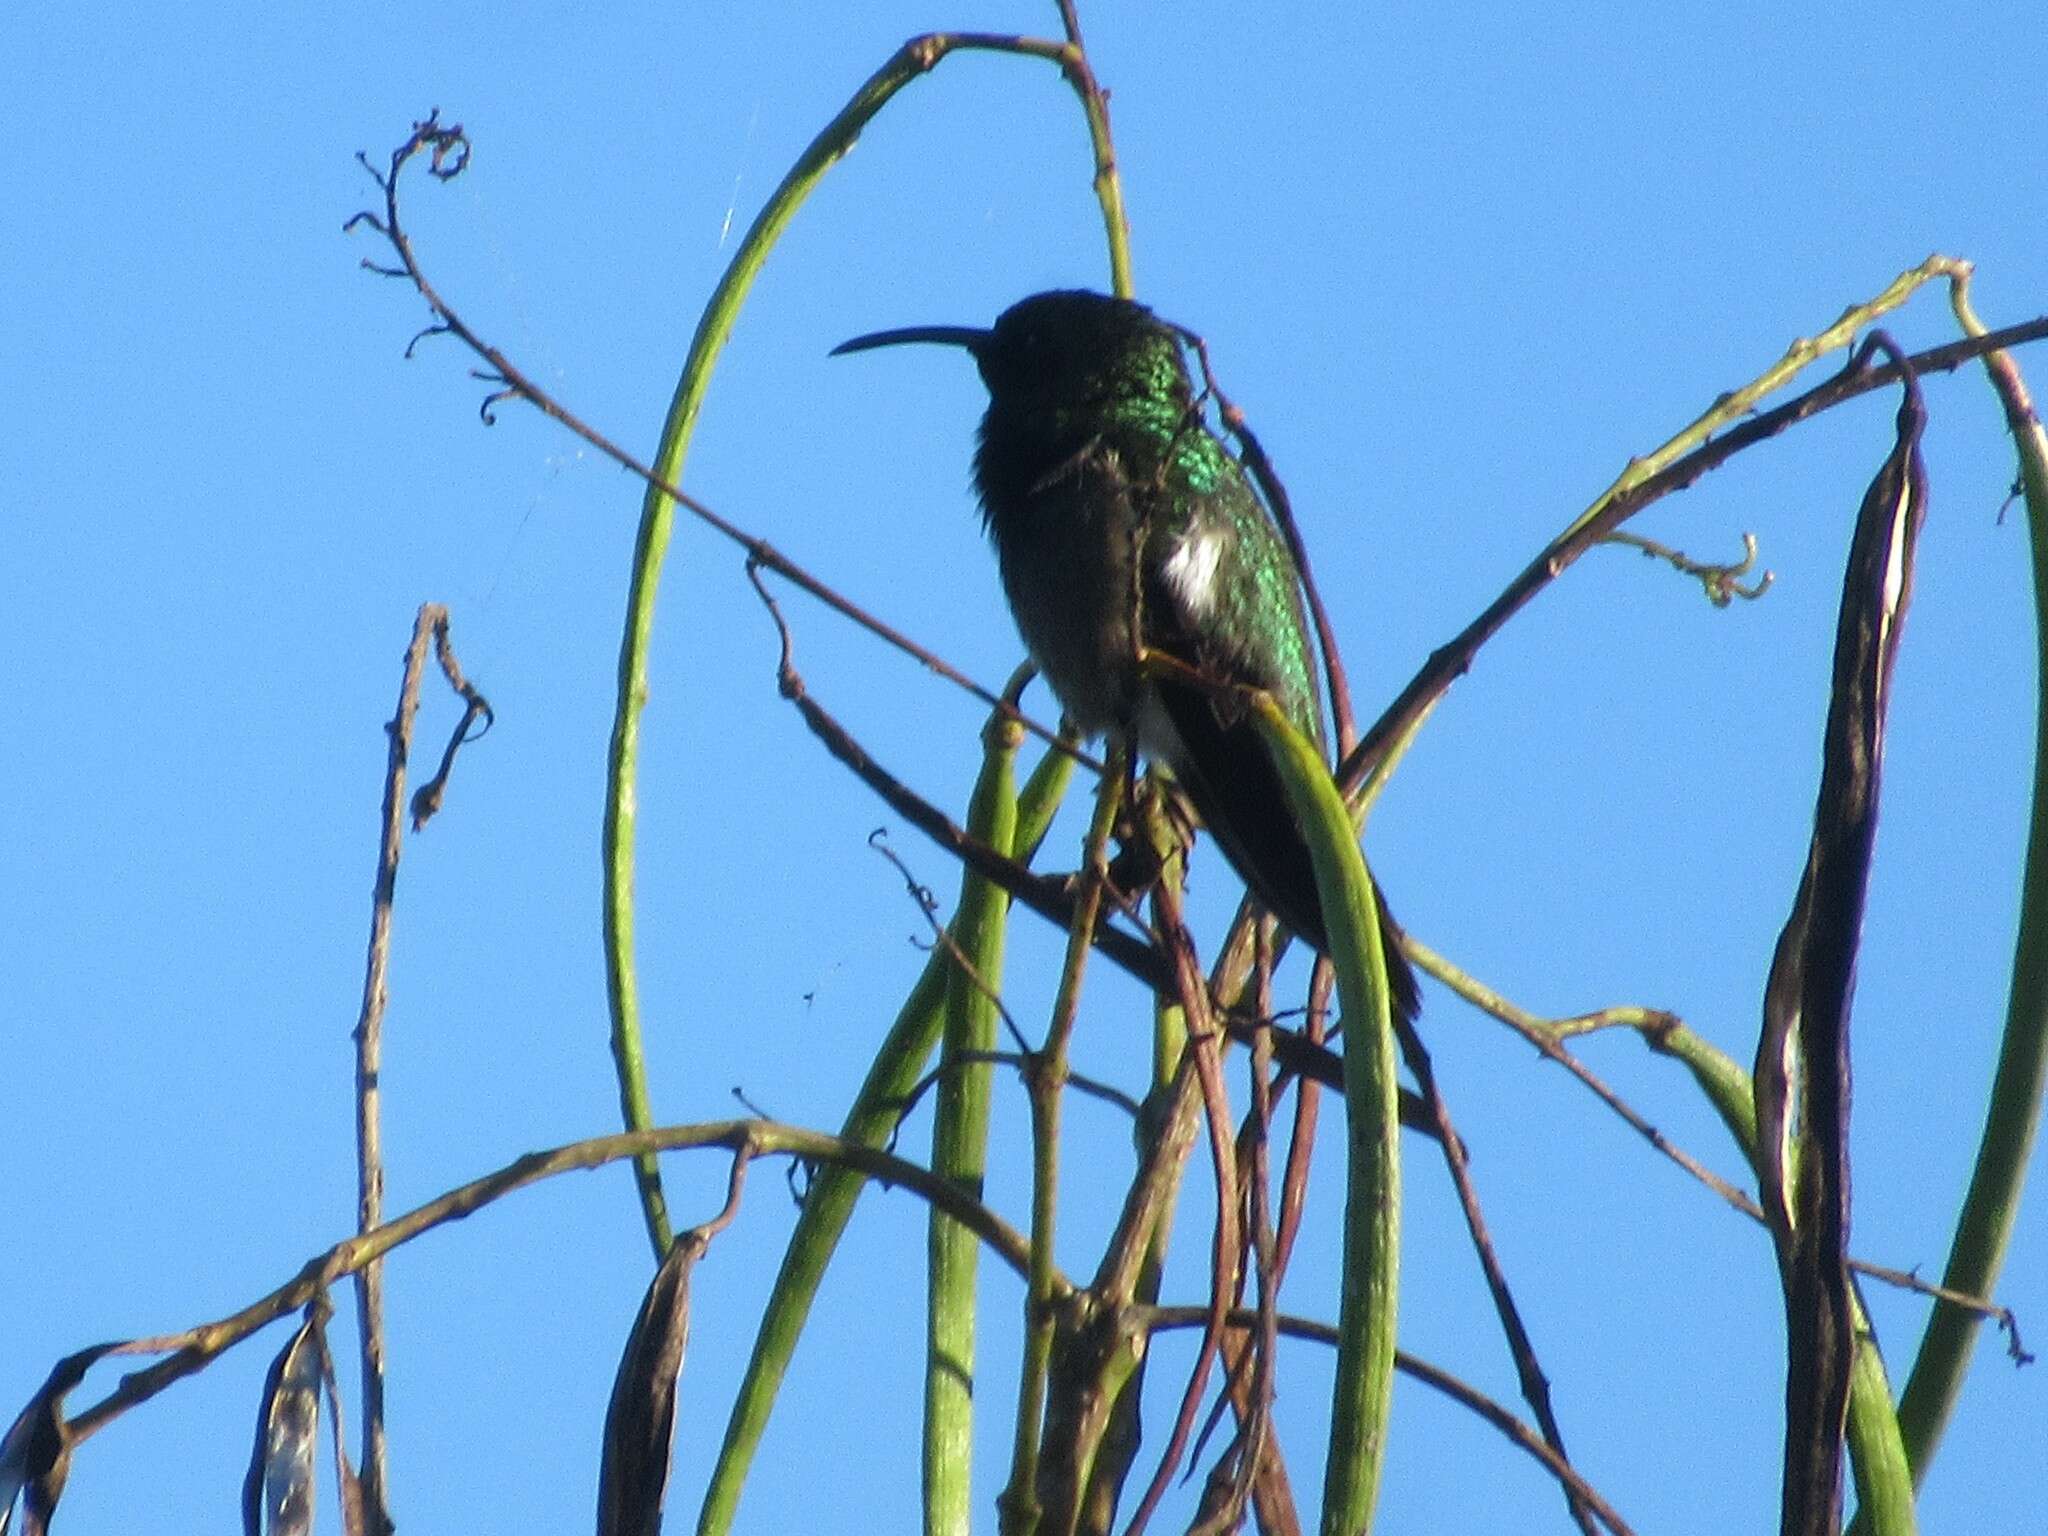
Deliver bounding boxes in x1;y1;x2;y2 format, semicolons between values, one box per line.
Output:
925;710;1023;1536
1845;1323;1916;1536
1557;256;1971;545
1074;973;1186;1527
695;733;1070;1536
1002;751;1126;1536
1250;698;1400;1536
1889;277;2048;1483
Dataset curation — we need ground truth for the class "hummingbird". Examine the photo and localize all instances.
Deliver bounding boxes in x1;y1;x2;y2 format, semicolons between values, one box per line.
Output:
833;289;1418;1025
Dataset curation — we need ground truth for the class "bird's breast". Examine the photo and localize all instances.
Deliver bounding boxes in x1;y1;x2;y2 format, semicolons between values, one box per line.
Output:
982;453;1149;737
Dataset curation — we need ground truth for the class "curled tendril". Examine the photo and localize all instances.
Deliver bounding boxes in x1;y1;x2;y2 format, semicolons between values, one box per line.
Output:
1605;529;1774;606
869;827;940;919
402;322;450;358
421;121;471;179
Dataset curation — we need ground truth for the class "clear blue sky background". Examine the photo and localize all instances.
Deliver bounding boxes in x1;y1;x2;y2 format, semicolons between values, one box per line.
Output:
6;4;2045;1532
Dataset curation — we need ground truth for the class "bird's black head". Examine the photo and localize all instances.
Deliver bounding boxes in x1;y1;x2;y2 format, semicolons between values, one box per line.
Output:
975;290;1175;403
832;289;1184;412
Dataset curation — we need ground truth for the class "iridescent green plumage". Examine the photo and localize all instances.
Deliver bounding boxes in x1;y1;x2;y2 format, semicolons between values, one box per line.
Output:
964;295;1321;740
835;290;1418;1022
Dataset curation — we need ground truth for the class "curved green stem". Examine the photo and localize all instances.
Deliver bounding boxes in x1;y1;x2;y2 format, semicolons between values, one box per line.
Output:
1250;697;1400;1536
1887;275;2048;1485
601;29;1133;1260
1845;1324;1916;1536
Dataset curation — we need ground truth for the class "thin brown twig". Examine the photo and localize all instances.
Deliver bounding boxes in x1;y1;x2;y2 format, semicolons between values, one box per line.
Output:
1181;1166;1262;1523
901;1051;1143;1125
1392;1015;1599;1536
61;1119;1043;1451
346;605;488;1536
349;604;451;1536
347;113;1096;774
1342;311;2048;793
311;1295;368;1536
1528;1022;1762;1214
1418;944;2031;1338
409;619;493;830
1194;935;1303;1534
869;828;1034;1059
1238;969;1288;1529
695;1146;754;1243
1123;884;1242;1536
1852;1261;2032;1365
741;560;1160;981
1603;528;1774;607
1274;960;1333;1277
1411;941;1765;1218
1138;1308;1640;1536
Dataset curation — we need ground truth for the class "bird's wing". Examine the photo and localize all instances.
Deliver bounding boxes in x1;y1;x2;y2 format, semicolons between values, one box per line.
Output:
1142;519;1420;1024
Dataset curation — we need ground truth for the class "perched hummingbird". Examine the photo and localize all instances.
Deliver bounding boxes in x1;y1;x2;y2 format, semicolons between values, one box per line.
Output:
833;290;1418;1024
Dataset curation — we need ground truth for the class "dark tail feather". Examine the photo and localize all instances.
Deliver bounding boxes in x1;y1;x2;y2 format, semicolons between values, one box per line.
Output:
1154;683;1422;1026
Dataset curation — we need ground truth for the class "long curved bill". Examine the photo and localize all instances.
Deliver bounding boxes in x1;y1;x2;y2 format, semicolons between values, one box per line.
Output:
829;325;991;357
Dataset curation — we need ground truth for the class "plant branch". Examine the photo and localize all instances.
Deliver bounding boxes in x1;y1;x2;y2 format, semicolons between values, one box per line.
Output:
62;1120;1042;1451
1343;258;2048;793
1393;1014;1597;1535
1602;529;1774;607
1136;1309;1640;1536
1121;877;1245;1534
1411;938;2023;1341
349;612;426;1536
1002;746;1126;1536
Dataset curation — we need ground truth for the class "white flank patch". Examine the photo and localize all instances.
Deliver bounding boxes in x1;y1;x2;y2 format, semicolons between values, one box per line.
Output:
1162;525;1226;620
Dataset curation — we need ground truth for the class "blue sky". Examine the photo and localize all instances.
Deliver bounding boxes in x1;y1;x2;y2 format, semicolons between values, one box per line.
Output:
5;3;2045;1531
